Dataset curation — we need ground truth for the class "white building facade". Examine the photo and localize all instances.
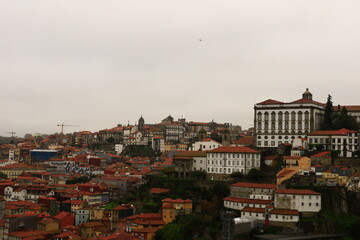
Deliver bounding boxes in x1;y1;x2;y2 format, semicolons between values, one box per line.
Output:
254;89;325;148
274;189;321;213
308;128;358;157
206;146;261;180
190;138;222;151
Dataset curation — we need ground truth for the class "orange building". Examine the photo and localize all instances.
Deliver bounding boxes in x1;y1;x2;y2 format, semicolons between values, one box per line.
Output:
161;198;192;224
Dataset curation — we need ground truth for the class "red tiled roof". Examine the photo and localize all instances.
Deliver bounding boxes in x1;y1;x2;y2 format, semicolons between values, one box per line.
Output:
150;188;170;194
54;211;72;220
309;128;357;136
233;137;254;146
241;207;266;213
334;105;360;112
162;198;192;203
283;156;303;159
256;99;284;105
275;189;320;195
223;197;271;205
290;98;324;106
208;146;259;153
270;208;299;215
277;169;295;178
175;151;207;157
8;230;49;238
311;151;331;158
200;138;221;144
231;182;277;189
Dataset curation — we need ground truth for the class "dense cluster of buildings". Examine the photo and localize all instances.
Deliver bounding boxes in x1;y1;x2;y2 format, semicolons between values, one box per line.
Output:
0;88;359;239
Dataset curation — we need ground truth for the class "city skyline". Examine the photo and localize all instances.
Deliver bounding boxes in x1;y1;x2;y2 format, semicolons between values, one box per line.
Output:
1;0;360;136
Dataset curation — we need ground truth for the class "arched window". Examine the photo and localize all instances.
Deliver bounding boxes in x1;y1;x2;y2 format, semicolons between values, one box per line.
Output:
304;111;310;121
291;122;296;130
264;112;269;121
291;111;296;121
285;122;289;130
271;122;276;130
298;111;303;121
285;111;289;121
271;112;276;121
257;112;262;121
264;122;269;130
257;122;262;130
278;112;283;121
278;121;282;130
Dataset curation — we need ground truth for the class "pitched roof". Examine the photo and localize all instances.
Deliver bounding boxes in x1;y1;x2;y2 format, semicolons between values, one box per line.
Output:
290;98;324;106
270;208;299;215
175;151;206;157
277;169;295;178
274;189;320;195
200;138;221;144
53;211;72;220
231;182;277;189
334;105;360;112
309;128;357;136
233;136;254;146
224;197;271;205
241;207;266;213
207;146;259;153
256;99;284;105
311;151;331;158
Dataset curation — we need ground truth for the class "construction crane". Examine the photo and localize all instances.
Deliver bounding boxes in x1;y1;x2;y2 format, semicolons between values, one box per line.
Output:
57;123;78;134
5;131;16;138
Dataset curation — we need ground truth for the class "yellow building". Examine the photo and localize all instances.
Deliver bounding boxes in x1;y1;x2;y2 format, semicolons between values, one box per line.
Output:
0;163;45;179
37;218;59;231
161;198;192;224
90;208;104;221
276;156;311;185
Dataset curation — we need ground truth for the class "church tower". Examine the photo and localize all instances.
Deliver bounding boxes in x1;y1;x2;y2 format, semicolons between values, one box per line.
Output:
138;115;145;131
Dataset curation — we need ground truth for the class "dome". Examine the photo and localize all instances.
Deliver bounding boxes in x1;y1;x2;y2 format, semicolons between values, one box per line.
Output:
302;88;313;100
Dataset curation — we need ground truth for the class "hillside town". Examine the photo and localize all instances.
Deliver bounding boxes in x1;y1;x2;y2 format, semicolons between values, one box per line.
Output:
0;89;360;240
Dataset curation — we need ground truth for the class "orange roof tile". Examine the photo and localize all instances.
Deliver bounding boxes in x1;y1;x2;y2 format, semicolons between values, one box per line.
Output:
231;182;277;189
275;189;320;195
270;208;299;215
207;146;258;153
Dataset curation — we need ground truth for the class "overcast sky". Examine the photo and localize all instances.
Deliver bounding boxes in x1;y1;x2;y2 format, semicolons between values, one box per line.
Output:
1;0;360;137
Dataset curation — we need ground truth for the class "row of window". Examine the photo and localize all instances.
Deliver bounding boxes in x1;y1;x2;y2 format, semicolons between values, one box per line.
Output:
207;160;259;166
208;153;259;159
309;138;358;144
258;121;310;130
257;111;310;121
207;167;258;174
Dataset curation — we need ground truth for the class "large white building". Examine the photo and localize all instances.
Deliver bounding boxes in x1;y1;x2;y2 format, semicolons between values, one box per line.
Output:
274;189;321;214
308;128;358;157
254;89;325;148
206;146;261;180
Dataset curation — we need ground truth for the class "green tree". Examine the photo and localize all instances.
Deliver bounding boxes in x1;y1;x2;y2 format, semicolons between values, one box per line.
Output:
190;170;206;180
333;107;359;131
323;95;334;130
230;171;244;182
245;169;266;181
155;223;183;240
